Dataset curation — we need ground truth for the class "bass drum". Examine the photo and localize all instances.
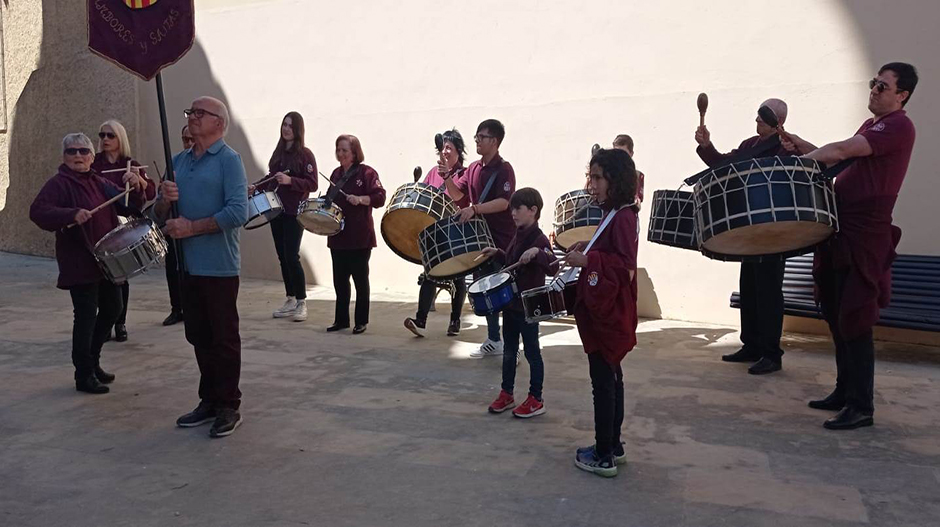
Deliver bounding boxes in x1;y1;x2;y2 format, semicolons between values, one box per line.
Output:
381;182;459;264
553;189;603;250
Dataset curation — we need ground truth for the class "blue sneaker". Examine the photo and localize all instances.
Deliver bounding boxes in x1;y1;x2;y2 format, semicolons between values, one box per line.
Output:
577;442;626;465
575;445;617;477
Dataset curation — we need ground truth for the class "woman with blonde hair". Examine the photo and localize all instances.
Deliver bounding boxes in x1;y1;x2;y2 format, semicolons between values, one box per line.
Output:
92;119;156;342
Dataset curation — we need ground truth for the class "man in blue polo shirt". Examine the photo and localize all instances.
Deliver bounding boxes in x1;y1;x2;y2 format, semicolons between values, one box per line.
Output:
154;96;248;438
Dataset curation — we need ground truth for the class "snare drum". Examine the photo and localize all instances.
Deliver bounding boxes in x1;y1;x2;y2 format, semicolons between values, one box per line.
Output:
521;285;566;323
553;190;603;250
468;272;517;316
297;197;344;236
647;190;697;251
381;182;459;264
693;156;837;261
245;190;283;230
419;216;495;279
93;218;168;284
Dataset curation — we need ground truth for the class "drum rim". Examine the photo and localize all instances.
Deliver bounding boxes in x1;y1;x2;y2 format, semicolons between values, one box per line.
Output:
94;217;158;255
468;271;513;293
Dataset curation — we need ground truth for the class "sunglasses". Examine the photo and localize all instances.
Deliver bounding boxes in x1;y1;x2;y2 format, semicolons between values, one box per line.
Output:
869;78;893;94
98;132;117;139
183;108;222;119
65;148;92;155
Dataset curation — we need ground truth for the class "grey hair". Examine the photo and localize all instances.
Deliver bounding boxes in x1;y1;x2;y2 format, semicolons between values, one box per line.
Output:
62;133;94;152
218;101;231;136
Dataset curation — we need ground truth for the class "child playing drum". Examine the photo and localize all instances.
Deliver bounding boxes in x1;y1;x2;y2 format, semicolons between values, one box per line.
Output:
478;188;558;418
564;148;640;477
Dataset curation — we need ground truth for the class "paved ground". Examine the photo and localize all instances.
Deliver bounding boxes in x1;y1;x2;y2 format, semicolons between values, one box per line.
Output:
1;252;938;527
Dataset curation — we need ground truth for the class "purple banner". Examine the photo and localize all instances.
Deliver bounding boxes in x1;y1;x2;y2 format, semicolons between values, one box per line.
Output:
88;0;195;81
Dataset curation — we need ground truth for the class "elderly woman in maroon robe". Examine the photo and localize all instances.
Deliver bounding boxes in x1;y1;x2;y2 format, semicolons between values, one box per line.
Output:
30;133;146;394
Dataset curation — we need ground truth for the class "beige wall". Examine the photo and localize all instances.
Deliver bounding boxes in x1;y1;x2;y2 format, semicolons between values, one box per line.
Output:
3;0;938;327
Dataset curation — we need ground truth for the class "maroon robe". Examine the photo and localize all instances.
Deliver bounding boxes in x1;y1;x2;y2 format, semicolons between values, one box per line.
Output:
91;154;157;202
424;165;470;209
813;109;916;338
491;222;559;311
326;164;387;250
573;205;640;366
455;155;516;250
697;134;788;168
29;164;145;288
255;147;318;216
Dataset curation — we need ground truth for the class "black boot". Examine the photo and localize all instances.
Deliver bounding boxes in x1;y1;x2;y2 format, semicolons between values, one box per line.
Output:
114;324;128;342
162;311;184;326
722;347;761;363
824;406;873;430
76;376;110;394
747;357;782;375
808;389;845;411
95;366;116;384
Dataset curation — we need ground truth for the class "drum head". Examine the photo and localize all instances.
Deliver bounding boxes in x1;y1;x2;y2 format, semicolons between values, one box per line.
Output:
381;209;438;264
297;209;342;236
420;217;495;279
701;222;833;257
469;272;512;294
555;226;598;251
95;219;154;256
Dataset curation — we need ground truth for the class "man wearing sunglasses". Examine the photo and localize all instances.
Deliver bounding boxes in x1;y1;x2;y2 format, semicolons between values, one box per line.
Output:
151;96;249;438
444;119;516;359
694;99;792;376
795;62;919;431
29;133;147;395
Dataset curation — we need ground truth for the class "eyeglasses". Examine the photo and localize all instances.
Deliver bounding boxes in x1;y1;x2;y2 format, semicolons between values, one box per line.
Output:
98;132;117;139
869;78;893;94
183;108;222;119
474;134;495;142
64;148;92;155
182;136;194;142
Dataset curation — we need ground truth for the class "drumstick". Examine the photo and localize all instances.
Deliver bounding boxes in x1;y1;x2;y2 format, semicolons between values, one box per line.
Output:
64;188;133;229
501;260;524;274
318;172;348;196
697;93;709;127
252;169;292;190
100;165;148;174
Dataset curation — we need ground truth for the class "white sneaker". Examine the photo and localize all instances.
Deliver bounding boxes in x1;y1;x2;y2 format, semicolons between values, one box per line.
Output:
469;339;504;359
273;297;296;318
292;300;307;322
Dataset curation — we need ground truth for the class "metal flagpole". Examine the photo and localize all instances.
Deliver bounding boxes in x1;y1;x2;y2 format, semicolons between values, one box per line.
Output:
155;72;186;308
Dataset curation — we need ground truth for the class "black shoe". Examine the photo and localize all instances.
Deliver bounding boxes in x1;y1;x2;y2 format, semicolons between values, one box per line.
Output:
114;324;128;342
404;318;426;338
353;324;367;334
722;347;761;363
76;376;109;394
747;357;782;375
95;366;115;384
209;408;242;438
327;323;349;332
162;311;183;326
808;390;846;411
824;406;873;430
447;319;460;336
176;402;217;428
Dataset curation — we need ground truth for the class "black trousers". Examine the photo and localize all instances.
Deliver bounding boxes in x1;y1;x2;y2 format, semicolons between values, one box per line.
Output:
181;275;242;409
739;260;786;361
588;353;624;458
115;282;130;326
68;280;123;380
331;248;372;326
164;239;182;313
415;276;466;323
270;215;307;299
817;267;876;415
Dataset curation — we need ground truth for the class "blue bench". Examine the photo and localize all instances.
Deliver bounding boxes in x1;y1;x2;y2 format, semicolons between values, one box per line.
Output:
730;254;940;332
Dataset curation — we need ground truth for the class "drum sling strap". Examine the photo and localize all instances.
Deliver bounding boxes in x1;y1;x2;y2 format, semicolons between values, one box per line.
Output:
477;160;503;204
684;135;783;186
324;165;358;208
554;202;632;287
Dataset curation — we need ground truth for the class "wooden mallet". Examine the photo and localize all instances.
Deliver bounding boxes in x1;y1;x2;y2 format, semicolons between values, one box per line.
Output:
697;93;709;127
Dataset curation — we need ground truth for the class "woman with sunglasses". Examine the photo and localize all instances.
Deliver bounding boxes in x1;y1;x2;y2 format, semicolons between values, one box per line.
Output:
29;133;147;394
91;120;156;343
248;112;318;321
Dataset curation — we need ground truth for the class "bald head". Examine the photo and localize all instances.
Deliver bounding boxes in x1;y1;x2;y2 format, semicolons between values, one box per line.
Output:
187;96;230;149
760;98;788;125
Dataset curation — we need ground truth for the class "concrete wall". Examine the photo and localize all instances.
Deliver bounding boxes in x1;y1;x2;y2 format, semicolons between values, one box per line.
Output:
2;0;938;328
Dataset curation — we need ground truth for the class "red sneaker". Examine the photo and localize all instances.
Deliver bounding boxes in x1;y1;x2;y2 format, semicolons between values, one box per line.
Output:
487;390;515;413
512;395;545;418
